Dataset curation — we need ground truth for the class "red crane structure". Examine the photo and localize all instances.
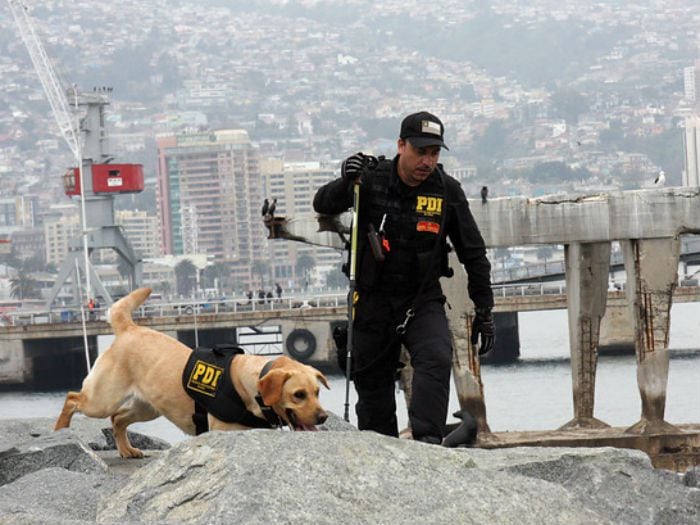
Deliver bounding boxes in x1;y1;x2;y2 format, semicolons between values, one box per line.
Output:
8;0;143;307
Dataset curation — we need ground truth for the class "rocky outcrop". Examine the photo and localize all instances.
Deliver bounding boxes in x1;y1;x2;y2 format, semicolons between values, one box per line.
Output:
0;416;698;524
0;417;171;453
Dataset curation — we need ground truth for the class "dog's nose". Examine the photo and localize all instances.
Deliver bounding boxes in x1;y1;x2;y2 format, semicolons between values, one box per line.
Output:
316;410;328;425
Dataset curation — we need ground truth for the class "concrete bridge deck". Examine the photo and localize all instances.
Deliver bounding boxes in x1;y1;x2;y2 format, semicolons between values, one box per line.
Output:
5;283;700;338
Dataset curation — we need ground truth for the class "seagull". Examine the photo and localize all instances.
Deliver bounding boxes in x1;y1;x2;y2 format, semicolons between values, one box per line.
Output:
480;186;488;204
261;198;269;217
654;170;666;186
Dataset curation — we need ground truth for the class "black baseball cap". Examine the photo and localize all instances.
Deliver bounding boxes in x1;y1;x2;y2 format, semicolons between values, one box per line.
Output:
399;111;449;150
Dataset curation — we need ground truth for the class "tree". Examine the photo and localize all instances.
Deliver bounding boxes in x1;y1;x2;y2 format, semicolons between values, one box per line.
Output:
10;269;41;300
252;260;270;288
294;253;316;288
175;259;197;297
203;262;229;293
295;254;315;280
0;250;20;270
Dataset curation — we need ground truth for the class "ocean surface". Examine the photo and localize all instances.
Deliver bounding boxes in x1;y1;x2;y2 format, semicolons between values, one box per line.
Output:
1;305;698;445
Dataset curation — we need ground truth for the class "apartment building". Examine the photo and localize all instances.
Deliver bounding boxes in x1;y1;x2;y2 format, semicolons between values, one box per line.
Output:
44;215;80;266
156;129;264;289
261;159;342;288
115;209;161;259
683;114;700;187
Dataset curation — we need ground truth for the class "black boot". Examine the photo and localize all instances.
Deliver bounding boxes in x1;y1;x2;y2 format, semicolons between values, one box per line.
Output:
442;410;477;448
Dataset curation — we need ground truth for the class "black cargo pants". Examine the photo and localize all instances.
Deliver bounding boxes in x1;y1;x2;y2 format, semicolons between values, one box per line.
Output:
351;290;452;441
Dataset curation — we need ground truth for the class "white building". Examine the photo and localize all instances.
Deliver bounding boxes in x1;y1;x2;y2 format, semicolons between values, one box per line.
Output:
683;114;700;187
260;159;343;289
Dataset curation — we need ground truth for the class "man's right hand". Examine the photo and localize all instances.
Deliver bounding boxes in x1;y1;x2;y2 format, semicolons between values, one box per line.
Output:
341;152;378;181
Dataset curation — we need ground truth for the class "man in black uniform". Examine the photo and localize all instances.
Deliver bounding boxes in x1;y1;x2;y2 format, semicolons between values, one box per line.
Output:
313;111;494;444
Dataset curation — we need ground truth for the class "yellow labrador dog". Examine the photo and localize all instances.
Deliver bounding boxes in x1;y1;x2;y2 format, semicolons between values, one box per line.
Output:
55;287;329;458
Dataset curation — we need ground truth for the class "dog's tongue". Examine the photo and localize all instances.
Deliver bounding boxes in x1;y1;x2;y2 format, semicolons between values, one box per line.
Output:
295;423;318;431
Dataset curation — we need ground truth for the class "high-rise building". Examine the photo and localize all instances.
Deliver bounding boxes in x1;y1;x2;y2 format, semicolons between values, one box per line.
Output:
156;130;264;289
115;210;162;260
683;66;697;103
44;215;80;266
260;159;342;289
683;115;700;187
0;195;40;234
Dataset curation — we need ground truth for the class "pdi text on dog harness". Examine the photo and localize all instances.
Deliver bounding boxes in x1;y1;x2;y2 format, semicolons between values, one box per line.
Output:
182;344;278;434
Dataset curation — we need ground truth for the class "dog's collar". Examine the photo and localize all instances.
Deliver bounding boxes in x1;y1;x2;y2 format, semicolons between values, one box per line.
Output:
255;360;285;429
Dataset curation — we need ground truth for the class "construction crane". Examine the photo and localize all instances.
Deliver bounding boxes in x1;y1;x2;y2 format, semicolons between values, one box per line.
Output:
7;0;91;297
7;0;144;314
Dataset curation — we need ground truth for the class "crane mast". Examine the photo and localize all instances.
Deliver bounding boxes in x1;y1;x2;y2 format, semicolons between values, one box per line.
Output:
6;0;144;314
7;0;81;160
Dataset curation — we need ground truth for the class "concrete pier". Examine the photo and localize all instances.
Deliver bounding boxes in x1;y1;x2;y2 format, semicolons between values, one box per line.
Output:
560;241;611;430
270;187;700;437
622;237;681;434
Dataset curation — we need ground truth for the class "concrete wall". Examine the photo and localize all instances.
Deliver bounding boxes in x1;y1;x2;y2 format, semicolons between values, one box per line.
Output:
282;187;700;249
473;188;700;247
0;340;26;384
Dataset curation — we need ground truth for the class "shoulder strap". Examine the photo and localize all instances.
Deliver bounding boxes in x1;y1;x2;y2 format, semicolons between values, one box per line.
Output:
351;168;450;377
396;166;449;333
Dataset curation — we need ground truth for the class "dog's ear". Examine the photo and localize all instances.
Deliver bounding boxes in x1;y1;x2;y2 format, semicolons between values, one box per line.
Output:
258;369;291;406
316;372;330;390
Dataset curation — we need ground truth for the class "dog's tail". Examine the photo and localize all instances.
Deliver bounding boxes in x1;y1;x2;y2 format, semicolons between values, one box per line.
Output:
107;287;152;335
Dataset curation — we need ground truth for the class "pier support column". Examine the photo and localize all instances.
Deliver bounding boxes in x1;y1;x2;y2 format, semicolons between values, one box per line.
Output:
443;253;491;435
560;241;611;430
0;339;26;385
622;238;680;435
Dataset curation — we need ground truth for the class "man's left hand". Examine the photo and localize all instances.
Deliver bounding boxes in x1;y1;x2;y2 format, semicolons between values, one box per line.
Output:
471;307;495;356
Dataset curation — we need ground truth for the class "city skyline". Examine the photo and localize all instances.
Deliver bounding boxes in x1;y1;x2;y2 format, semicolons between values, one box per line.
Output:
2;0;700;300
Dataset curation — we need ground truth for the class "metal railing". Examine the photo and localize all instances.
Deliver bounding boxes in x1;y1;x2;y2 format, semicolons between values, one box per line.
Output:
0;293;349;327
4;280;700;327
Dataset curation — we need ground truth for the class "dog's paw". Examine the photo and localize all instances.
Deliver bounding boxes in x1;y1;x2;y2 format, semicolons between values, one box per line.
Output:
118;446;145;459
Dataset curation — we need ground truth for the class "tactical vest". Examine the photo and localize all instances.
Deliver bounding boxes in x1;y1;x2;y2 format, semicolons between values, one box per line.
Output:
182;345;271;433
356;158;448;292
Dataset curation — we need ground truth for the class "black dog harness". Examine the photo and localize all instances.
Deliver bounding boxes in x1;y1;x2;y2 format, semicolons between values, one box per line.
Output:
182;344;283;434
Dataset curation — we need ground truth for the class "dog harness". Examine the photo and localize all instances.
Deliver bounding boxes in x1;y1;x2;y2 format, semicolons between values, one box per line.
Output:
182;344;281;434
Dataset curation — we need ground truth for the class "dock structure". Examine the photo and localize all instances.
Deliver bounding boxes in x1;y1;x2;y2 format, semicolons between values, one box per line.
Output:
1;188;698;469
268;187;700;469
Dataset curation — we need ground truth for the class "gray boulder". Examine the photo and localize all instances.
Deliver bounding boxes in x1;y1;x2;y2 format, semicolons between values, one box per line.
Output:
0;417;170;452
317;411;358;431
1;417;697;525
0;430;108;487
0;467;121;525
96;431;604;524
466;447;700;525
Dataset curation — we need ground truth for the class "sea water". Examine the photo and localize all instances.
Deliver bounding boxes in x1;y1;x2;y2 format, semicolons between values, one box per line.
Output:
1;305;698;444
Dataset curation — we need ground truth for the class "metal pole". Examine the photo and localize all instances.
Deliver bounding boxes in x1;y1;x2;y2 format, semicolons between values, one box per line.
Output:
193;303;199;348
75;258;91;373
72;87;91;304
343;181;361;422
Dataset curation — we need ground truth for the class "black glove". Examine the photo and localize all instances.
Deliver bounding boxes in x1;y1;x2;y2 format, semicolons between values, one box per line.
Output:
471;307;495;356
341;152;378;181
